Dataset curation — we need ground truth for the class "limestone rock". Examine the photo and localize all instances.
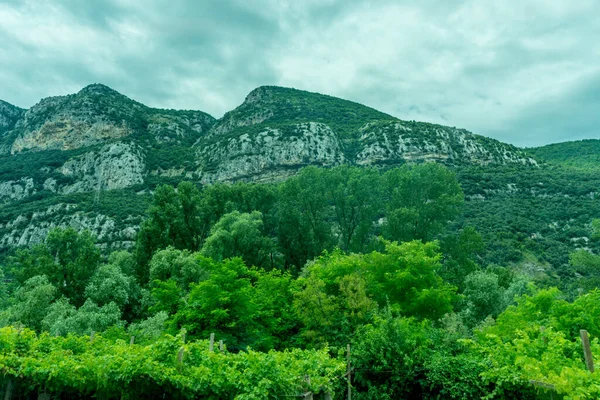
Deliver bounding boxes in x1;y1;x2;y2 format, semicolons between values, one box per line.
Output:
355;121;537;167
0;177;35;203
197;122;345;182
10;85;139;153
0;203;138;250
58;142;145;194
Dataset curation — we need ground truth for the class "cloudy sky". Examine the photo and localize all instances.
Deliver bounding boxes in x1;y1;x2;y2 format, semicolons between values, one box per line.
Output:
0;0;598;147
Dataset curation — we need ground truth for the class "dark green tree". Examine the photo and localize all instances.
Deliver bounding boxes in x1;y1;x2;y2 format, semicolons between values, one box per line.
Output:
135;182;203;283
8;228;100;306
324;166;383;252
277;167;333;272
439;226;484;288
383;163;464;243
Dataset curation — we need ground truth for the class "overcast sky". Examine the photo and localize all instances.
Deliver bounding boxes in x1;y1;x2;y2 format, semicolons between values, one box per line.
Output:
0;0;599;147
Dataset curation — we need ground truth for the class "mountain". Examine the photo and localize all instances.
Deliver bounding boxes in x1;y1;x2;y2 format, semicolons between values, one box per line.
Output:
529;139;600;170
0;84;598;278
0;100;25;153
0;84;215;252
195;86;536;182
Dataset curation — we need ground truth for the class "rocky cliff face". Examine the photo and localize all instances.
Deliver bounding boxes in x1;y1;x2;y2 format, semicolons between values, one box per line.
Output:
355;121;537;166
0;84;541;254
0;100;25;154
0;203;139;250
9;85;141;154
0;100;24;133
193;86;537;182
197;122;346;183
0;84;215;252
57;142;145;194
0;178;35;203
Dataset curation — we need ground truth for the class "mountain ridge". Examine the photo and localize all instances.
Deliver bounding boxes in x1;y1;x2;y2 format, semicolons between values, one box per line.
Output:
0;83;591;257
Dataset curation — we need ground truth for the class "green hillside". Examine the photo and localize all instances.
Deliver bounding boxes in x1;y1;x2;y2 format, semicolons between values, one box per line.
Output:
210;85;397;139
530;139;600;169
2;84;600;398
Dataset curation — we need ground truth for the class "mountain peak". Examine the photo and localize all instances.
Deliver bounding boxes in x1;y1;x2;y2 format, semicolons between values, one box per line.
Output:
0;99;24;113
0;99;25;137
78;83;119;95
209;85;396;139
74;84;135;104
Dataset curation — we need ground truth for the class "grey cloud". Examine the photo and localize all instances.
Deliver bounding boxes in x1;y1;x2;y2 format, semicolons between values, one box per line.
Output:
490;71;600;147
0;0;598;146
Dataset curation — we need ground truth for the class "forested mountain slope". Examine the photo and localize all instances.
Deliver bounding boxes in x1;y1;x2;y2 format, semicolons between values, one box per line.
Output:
529;139;600;169
0;84;215;252
2;85;600;399
0;85;597;281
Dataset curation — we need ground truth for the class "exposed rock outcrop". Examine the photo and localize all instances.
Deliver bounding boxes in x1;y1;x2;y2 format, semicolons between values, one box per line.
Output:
197;122;345;182
0;100;25;154
355;121;537;166
58;142;145;194
0;203;138;249
0;178;35;203
0;100;24;134
10;85;139;153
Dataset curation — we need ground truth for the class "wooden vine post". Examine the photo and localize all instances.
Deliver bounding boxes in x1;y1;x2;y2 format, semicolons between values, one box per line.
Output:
3;378;13;400
209;333;215;352
347;344;352;400
540;326;547;345
580;329;595;373
130;336;135;345
302;375;312;400
219;340;224;351
177;347;185;365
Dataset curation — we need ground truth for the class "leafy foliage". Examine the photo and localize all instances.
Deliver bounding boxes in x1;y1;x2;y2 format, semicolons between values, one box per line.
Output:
201;211;275;269
0;326;344;399
2;157;600;397
7;228;101;306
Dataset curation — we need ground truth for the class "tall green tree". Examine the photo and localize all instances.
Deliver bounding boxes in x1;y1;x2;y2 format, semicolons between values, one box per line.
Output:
569;249;600;292
294;240;456;344
42;298;122;336
439;226;484;288
135;182;203;283
324;166;383;252
277;167;333;272
173;257;258;349
8;228;100;306
201;211;275;269
85;264;135;310
383;163;464;243
8;275;56;332
462;271;505;322
148;247;209;289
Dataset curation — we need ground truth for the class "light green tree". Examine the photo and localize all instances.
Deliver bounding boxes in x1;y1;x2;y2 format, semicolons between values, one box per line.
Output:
85;264;134;310
9;275;56;332
201;211;274;269
569;249;600;292
148;247;208;289
462;271;504;322
42;298;122;336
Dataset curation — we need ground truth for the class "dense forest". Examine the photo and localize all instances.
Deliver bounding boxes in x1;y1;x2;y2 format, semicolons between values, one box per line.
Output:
1;163;600;398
